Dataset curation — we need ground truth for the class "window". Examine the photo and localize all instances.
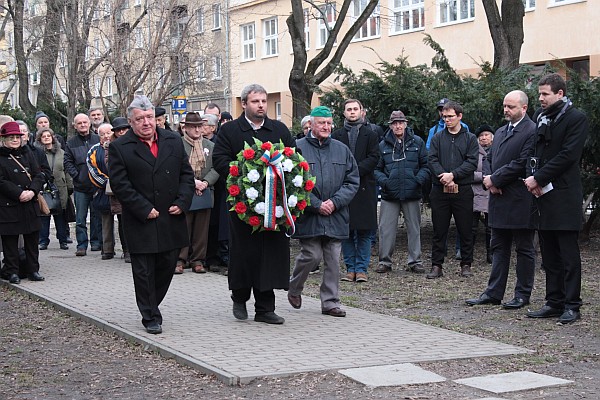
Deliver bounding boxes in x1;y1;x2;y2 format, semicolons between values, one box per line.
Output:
303;9;310;49
275;102;282;121
94;39;100;58
95;78;101;97
157;66;165;88
212;4;221;29
196;8;204;33
196;59;206;81
134;0;141;6
58;50;65;67
391;0;425;34
549;0;585;6
93;6;100;20
352;0;380;40
318;3;336;48
438;0;474;25
263;17;278;57
85;46;90;61
104;1;111;17
107;76;113;96
214;56;222;80
134;27;143;48
241;23;256;61
523;0;535;10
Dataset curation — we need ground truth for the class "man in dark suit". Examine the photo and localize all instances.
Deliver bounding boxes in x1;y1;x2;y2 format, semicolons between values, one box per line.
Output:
466;90;536;309
524;73;589;324
108;95;194;334
332;99;379;283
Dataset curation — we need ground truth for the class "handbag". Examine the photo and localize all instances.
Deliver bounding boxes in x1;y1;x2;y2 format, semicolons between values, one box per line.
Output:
189;188;214;211
41;181;62;215
65;195;76;222
9;154;52;215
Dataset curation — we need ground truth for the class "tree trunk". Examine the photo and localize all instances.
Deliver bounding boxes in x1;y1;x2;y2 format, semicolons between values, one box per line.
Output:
482;0;524;70
37;0;63;107
11;0;35;115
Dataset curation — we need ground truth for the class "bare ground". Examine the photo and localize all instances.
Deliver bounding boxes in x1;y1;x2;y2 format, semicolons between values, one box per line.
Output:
1;212;599;399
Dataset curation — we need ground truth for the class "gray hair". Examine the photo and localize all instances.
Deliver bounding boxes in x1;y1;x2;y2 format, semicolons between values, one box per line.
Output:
0;115;15;127
300;116;311;128
88;106;103;115
127;95;155;118
241;84;267;103
15;120;29;132
98;123;113;133
202;114;218;126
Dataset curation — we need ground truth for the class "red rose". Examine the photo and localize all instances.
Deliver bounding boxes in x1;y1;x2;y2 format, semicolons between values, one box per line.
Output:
229;165;239;176
299;161;309;171
297;200;307;210
235;202;247;214
228;185;240;196
261;142;272;150
304;180;314;191
283;147;294;156
243;148;255;160
249;216;261;226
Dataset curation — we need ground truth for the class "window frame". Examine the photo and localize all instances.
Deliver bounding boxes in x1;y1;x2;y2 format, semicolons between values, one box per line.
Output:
317;3;336;49
214;56;222;80
437;0;475;26
351;0;381;41
262;17;278;58
212;3;222;30
241;22;256;62
390;0;425;35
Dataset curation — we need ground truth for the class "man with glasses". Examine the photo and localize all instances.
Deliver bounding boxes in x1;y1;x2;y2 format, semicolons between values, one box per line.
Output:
524;73;589;324
374;111;429;274
426;98;470;151
427;101;479;279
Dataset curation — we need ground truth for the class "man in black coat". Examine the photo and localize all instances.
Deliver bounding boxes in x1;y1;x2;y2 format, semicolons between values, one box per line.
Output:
109;95;194;334
466;90;536;309
332;99;379;283
524;73;589;324
213;84;295;325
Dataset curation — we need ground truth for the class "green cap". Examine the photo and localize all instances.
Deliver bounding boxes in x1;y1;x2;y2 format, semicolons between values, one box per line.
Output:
310;106;332;117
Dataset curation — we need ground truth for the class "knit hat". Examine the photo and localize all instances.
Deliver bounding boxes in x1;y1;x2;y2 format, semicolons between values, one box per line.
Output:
219;111;233;123
310;106;332;117
35;111;49;124
475;124;495;137
0;121;22;136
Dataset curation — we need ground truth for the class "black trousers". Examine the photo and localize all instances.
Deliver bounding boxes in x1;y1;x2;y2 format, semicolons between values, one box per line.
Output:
485;228;535;301
130;249;179;327
430;185;474;265
1;232;40;276
539;230;582;311
231;287;275;314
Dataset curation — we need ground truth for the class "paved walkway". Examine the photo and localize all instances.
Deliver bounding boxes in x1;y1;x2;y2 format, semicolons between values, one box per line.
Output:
6;245;529;385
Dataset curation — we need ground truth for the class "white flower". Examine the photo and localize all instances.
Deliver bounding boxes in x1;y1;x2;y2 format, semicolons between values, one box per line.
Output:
247;169;260;183
282;159;294;172
292;175;303;187
203;148;210;156
287;195;298;208
246;187;259;200
254;202;266;215
275;206;284;218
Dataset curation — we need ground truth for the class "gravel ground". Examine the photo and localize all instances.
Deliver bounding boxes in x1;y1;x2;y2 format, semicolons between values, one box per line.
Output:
1;215;598;399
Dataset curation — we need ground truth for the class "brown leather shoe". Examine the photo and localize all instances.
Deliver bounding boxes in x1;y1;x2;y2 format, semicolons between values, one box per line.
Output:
460;263;473;277
322;307;346;317
426;265;443;279
375;265;392;273
341;272;356;282
409;264;426;274
355;272;368;282
192;264;206;273
288;293;302;309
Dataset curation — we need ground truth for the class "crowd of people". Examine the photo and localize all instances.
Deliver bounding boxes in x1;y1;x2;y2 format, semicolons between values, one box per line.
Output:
0;73;588;332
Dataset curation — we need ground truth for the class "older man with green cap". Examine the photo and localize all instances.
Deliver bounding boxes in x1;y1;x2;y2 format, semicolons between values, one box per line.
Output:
287;105;359;317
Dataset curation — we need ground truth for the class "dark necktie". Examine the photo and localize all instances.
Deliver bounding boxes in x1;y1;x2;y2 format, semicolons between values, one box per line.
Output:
508;124;514;133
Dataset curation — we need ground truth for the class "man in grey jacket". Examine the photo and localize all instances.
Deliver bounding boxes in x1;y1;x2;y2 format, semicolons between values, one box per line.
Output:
288;106;359;317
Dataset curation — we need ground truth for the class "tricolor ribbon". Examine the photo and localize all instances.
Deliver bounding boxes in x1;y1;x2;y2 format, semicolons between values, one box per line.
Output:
260;148;296;235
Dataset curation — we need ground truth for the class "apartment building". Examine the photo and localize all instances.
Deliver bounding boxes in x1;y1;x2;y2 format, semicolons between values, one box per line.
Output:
226;0;598;126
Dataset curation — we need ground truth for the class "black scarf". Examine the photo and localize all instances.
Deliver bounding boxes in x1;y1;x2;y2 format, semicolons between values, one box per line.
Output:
536;96;572;143
343;119;363;154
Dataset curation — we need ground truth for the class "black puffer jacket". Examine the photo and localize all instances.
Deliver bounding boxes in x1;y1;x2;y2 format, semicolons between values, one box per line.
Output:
64;131;100;193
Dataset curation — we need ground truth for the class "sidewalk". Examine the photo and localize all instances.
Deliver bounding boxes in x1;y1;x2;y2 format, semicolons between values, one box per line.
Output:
6;245;529;385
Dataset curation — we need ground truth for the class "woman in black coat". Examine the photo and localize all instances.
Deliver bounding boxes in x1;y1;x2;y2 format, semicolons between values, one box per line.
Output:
0;122;46;284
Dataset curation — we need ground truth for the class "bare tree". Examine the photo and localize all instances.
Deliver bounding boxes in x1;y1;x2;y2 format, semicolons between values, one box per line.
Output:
37;0;62;108
482;0;525;70
287;0;379;119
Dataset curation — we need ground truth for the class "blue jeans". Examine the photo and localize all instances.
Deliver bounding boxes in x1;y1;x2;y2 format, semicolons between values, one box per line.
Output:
342;229;373;274
74;190;102;250
39;214;68;246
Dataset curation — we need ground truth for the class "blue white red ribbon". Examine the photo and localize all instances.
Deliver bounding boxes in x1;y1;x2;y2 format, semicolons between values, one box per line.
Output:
260;148;295;235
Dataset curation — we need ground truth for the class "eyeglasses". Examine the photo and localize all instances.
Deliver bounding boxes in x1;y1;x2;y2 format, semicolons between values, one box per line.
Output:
392;141;406;162
442;115;457;120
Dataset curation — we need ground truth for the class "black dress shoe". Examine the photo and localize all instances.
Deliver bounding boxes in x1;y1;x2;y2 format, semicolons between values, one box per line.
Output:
232;301;248;320
254;312;285;324
101;253;114;260
91;246;102;252
66;237;73;244
28;272;45;281
502;297;529;310
465;293;501;306
288;293;302;309
8;274;21;284
322;307;346;317
39;244;48;250
145;322;162;334
558;309;581;324
526;305;564;318
60;242;69;250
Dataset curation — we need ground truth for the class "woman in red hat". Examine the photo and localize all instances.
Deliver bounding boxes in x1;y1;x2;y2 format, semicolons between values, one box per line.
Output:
0;121;46;284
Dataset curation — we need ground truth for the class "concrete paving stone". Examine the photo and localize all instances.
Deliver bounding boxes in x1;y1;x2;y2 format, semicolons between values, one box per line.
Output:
473;398;511;400
339;363;446;387
454;371;573;394
4;246;532;385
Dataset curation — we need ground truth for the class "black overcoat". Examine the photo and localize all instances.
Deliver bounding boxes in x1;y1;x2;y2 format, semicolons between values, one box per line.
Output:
108;128;195;253
531;106;589;231
0;146;45;235
485;116;536;229
212;115;295;292
331;125;379;230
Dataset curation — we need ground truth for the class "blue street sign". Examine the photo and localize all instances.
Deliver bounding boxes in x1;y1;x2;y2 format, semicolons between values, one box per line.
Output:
172;97;187;110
